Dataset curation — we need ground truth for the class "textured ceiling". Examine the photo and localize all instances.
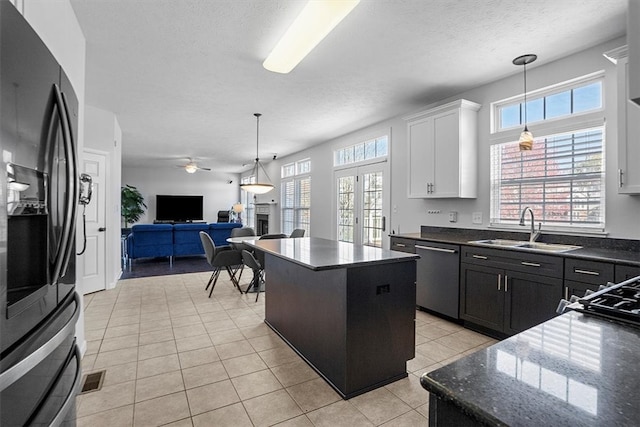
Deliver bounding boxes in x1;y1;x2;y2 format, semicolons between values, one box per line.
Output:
70;0;627;173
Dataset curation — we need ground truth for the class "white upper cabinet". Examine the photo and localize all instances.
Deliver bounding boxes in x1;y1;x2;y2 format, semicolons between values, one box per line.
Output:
617;55;640;194
404;99;481;198
629;0;640;105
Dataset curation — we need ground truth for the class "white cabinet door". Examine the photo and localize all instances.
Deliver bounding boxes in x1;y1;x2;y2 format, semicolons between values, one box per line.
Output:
617;57;640;194
407;116;433;197
432;109;460;197
629;0;640;105
405;99;480;198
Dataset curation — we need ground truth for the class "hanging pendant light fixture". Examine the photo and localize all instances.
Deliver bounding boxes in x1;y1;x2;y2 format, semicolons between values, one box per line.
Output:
240;113;274;194
513;54;537;151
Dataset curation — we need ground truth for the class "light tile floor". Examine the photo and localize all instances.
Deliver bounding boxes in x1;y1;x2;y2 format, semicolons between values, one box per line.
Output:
77;271;498;426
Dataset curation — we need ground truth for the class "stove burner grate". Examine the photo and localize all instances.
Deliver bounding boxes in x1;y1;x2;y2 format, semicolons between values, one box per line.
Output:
578;277;640;326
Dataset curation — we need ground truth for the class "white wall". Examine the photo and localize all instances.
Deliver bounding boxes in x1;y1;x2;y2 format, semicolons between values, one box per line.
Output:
12;0;89;352
121;167;241;224
84;106;122;288
245;37;640;242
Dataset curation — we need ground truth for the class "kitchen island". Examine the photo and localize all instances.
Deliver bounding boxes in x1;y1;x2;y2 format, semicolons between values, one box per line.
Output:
421;310;640;426
248;237;418;399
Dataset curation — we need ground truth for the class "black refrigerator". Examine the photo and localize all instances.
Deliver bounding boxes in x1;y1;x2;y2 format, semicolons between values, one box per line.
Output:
0;3;82;426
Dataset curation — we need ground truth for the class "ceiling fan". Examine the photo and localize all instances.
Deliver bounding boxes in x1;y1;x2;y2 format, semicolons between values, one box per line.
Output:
177;159;211;173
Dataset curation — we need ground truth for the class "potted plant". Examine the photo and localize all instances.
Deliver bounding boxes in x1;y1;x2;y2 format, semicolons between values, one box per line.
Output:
121;184;146;234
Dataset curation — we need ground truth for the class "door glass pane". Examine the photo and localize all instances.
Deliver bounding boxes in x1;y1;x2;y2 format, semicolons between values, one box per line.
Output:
362;172;383;247
337;176;355;243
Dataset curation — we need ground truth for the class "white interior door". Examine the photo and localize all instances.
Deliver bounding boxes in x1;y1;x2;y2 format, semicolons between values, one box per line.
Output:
80;150;107;294
335;161;390;248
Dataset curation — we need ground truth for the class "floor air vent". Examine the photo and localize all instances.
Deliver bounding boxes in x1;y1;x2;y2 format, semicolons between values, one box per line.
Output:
80;370;106;394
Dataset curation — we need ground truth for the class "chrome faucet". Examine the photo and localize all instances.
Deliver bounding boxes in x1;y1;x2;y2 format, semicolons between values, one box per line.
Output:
519;207;542;243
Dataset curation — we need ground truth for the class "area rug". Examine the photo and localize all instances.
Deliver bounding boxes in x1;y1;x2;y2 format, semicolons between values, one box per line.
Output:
121;256;211;279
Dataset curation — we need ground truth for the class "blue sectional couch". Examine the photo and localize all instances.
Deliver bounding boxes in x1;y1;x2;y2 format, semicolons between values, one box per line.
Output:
126;222;242;268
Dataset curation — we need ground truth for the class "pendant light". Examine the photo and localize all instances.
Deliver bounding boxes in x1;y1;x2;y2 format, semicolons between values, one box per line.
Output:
240;113;274;194
513;54;537;151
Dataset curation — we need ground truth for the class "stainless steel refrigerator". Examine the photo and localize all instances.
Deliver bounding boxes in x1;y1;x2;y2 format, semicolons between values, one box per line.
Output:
0;3;83;425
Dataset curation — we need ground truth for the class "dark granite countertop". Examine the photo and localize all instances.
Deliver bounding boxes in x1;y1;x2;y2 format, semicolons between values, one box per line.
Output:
392;227;640;267
420;311;640;426
247;237;418;271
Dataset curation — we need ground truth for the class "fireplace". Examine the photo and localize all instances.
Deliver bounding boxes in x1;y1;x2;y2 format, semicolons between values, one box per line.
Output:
254;202;277;235
257;214;269;235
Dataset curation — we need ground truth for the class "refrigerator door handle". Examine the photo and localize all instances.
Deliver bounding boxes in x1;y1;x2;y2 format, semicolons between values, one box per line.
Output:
0;292;80;392
58;90;79;278
48;344;82;427
50;84;76;284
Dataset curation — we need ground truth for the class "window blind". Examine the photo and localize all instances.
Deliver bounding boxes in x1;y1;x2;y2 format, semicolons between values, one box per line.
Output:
490;127;605;228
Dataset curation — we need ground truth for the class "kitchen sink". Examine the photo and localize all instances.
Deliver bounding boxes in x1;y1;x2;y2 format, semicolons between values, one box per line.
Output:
515;242;582;252
470;239;581;253
472;239;529;247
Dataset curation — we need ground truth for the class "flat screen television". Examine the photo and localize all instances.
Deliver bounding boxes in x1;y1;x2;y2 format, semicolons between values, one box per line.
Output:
156;195;204;222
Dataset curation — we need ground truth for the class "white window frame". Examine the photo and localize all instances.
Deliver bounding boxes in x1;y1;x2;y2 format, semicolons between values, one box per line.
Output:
490;73;606;234
491;71;605;136
240;175;255;228
281;159;311;235
333;135;389;167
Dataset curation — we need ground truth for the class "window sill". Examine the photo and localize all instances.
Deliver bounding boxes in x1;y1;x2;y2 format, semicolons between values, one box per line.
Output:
488;224;608;237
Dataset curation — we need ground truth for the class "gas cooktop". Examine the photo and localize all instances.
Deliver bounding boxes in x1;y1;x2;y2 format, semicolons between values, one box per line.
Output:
577;276;640;326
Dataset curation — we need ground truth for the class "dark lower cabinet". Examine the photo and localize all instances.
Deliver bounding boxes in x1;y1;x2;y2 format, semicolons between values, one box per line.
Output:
503;270;562;335
564;279;601;300
615;264;640;282
429;394;481;427
460;263;562;335
460;246;563;336
459;264;504;331
564;258;615;300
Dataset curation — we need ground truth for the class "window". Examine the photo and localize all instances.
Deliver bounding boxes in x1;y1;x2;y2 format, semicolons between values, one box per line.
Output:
281;159;311;235
240;175;255;228
495;77;603;132
334;135;388;166
490;75;605;231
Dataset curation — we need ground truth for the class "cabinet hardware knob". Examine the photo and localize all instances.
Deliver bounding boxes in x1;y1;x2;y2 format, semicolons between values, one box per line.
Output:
396;243;406;247
497;274;501;291
472;254;488;260
505;275;508;292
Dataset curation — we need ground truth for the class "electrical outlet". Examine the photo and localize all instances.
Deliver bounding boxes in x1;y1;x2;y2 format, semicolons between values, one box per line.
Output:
449;211;458;222
472;212;483;224
427;209;441;214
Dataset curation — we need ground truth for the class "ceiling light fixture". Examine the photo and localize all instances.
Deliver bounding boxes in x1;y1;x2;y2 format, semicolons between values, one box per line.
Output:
513;54;537;151
240;113;275;194
185;163;198;174
513;53;538;151
263;0;361;74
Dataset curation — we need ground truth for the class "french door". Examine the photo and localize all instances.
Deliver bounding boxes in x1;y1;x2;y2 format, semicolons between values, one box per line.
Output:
335;161;390;249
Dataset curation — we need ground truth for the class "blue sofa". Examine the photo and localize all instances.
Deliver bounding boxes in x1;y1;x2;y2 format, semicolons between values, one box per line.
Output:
127;224;174;267
126;222;242;269
173;223;210;257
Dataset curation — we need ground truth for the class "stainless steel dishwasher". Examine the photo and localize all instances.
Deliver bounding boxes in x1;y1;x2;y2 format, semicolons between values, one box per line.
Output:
415;241;460;319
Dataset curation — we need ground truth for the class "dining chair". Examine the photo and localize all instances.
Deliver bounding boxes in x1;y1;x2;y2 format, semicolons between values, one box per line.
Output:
230;227;256;281
242;249;265;302
258;233;287;239
199;231;243;297
289;229;305;238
